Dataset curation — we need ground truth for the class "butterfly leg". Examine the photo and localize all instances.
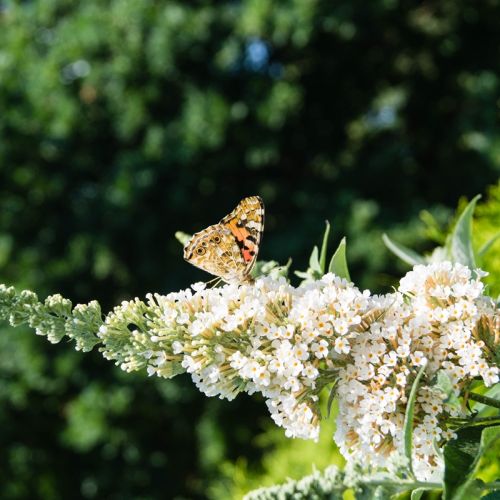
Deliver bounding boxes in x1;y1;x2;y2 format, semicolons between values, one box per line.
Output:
210;278;223;289
205;276;223;288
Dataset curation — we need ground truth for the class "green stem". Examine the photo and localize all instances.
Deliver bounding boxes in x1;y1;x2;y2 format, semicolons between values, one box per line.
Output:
468;392;500;410
362;479;442;490
447;416;500;427
484;481;500;490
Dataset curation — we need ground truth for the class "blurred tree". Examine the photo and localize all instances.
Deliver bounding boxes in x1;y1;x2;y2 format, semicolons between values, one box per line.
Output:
0;0;499;498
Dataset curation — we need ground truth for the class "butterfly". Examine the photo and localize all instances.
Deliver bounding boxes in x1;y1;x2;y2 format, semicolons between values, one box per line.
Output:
183;196;265;284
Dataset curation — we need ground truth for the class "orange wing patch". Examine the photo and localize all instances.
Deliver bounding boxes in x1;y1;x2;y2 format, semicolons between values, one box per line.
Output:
227;220;257;263
183;196;265;284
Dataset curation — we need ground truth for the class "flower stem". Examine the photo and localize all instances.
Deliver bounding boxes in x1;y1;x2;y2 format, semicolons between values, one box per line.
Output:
447;415;500;427
362;479;442;490
468;392;500;410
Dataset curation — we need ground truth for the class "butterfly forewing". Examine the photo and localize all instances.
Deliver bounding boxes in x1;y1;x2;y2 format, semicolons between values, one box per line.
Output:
183;196;264;284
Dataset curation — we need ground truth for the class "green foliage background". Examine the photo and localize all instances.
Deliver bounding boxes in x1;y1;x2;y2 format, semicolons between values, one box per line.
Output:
0;1;499;498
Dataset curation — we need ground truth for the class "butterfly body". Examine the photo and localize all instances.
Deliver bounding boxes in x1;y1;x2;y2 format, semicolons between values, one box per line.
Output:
183;196;264;284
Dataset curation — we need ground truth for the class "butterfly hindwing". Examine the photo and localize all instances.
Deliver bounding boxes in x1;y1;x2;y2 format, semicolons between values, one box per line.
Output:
183;196;265;284
183;224;244;283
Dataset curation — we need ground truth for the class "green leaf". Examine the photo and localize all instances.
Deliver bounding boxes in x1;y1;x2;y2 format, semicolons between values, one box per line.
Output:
443;426;483;500
382;234;427;266
309;245;321;274
294;270;310;279
434;370;460;410
319;221;331;274
478;231;500;258
410;489;423;500
444;425;500;500
452;480;485;500
411;487;434;500
449;195;481;268
403;363;427;477
326;382;337;419
328;237;351;281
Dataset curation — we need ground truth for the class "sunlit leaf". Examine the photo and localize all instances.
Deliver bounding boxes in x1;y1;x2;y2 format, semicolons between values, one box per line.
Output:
382;234;426;266
449;195;481;268
411;487;436;500
328;237;351;281
309;245;321;274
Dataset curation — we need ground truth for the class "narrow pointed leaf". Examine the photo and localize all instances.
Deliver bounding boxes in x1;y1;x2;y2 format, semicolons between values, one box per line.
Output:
403;363;427;477
326;382;337;419
382;234;426;266
410;490;424;500
328;237;351;281
319;221;331;274
309;245;321;273
411;488;436;500
294;270;310;279
449;195;481;268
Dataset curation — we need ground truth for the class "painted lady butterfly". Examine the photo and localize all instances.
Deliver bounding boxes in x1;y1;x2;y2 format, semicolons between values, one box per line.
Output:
183;196;265;284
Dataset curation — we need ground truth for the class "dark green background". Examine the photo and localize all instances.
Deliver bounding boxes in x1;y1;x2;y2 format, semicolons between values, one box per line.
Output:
0;1;499;498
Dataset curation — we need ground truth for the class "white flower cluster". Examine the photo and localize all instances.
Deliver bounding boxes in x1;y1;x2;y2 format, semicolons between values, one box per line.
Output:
100;274;372;441
98;262;499;481
335;262;498;481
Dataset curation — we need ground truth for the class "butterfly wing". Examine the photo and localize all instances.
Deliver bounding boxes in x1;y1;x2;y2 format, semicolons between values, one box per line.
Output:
219;196;264;279
183;224;247;283
183;196;265;283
